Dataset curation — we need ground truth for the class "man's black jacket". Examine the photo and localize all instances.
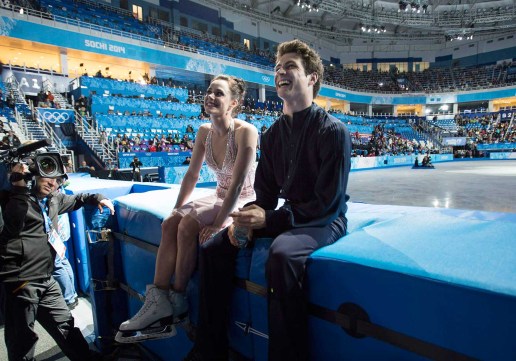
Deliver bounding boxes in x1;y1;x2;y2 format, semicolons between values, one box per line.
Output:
0;186;105;282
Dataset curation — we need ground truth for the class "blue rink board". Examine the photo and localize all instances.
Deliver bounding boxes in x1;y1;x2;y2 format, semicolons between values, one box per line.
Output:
109;188;516;360
307;206;516;360
63;175;173;293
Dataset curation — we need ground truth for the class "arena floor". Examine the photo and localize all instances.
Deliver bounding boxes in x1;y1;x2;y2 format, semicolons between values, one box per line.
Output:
347;159;516;214
1;159;515;361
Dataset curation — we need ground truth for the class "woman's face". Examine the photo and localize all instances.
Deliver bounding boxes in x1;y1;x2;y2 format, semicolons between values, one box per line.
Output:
204;79;237;117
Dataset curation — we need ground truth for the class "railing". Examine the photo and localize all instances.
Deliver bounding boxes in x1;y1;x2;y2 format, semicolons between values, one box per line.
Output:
6;75;71;157
503;113;515;141
5;75;26;104
42;79;71;109
13;109;31;140
75;110;117;165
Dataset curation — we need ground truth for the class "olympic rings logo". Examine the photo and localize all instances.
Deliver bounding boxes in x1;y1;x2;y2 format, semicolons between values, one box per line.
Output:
41;110;71;124
261;75;271;83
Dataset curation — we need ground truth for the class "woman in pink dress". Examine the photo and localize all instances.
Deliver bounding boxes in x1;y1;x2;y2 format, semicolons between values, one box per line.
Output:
116;75;258;343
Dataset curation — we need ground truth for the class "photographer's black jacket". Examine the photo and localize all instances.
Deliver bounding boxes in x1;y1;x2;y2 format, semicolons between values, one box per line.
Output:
0;186;106;282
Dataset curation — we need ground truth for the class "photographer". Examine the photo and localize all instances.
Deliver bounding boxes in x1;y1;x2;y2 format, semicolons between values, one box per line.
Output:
0;163;114;361
129;156;143;182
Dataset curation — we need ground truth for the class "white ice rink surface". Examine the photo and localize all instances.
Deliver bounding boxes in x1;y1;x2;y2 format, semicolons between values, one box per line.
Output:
347;160;516;213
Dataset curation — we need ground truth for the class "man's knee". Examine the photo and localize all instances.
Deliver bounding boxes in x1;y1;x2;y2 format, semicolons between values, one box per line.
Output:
267;236;293;268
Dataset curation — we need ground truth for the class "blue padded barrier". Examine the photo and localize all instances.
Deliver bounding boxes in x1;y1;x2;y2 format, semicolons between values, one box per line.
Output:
307;207;516;360
96;187;516;360
65;178;134;293
61;177;177;352
112;187;257;359
114;187;213;246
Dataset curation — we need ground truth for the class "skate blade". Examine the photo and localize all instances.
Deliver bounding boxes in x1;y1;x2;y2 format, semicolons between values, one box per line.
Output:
174;314;190;327
115;324;177;344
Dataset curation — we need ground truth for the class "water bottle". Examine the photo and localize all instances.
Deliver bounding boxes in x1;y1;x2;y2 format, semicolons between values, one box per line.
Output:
233;225;249;248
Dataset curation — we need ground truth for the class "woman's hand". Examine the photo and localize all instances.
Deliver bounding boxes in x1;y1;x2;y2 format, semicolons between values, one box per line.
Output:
199;225;221;244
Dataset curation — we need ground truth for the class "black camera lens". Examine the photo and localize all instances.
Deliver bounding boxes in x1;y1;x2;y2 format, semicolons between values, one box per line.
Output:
37;156;59;177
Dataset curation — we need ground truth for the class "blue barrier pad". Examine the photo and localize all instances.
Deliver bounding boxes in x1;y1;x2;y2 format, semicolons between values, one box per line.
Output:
101;191;516;360
114;187;214;246
65;178;135;293
65;177;135;199
308;207;516;360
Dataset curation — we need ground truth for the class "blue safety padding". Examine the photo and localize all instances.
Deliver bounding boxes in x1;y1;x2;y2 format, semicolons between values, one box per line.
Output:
248;238;273;361
64;179;134;293
68;208;89;293
312;209;516;296
88;238;129;353
117;227;193;359
65;177;135;199
95;188;516;360
129;183;172;193
308;207;516;360
114;187;215;246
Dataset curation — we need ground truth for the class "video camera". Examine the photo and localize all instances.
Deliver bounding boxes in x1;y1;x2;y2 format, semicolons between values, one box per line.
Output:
0;138;67;181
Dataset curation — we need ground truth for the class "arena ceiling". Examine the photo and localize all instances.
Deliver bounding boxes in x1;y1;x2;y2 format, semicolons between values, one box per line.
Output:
197;0;516;45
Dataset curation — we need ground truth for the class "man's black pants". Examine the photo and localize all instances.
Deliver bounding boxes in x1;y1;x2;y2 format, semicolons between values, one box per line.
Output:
195;219;346;361
2;276;91;361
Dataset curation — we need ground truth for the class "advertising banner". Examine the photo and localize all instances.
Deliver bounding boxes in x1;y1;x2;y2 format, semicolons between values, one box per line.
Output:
442;137;467;146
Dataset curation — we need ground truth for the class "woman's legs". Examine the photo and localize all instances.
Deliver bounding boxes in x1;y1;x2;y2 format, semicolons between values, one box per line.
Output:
173;215;201;293
153;213;200;292
153;213;182;289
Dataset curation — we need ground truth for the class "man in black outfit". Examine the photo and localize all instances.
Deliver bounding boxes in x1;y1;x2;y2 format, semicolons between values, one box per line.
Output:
129;156;143;182
187;39;351;361
0;163;115;361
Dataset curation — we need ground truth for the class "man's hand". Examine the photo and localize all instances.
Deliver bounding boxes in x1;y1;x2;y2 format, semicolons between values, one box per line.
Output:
10;163;29;187
230;204;266;229
98;199;115;215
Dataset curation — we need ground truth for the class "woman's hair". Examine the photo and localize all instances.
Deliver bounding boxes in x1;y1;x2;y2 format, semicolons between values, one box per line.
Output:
276;39;324;98
211;75;247;116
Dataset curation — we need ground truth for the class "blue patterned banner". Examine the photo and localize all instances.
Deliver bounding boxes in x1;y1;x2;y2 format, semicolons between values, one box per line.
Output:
37;108;75;123
443;137;467;146
489;152;516;160
119;151;192;168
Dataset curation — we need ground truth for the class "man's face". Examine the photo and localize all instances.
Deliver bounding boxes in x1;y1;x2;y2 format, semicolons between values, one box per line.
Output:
35;177;59;197
274;53;315;103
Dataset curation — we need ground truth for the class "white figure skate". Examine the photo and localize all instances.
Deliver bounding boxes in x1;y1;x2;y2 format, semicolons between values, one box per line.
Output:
115;285;178;343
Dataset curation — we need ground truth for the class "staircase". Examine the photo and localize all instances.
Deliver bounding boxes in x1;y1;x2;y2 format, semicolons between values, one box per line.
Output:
42;79;116;166
42;79;72;109
75;112;117;167
5;75;73;159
